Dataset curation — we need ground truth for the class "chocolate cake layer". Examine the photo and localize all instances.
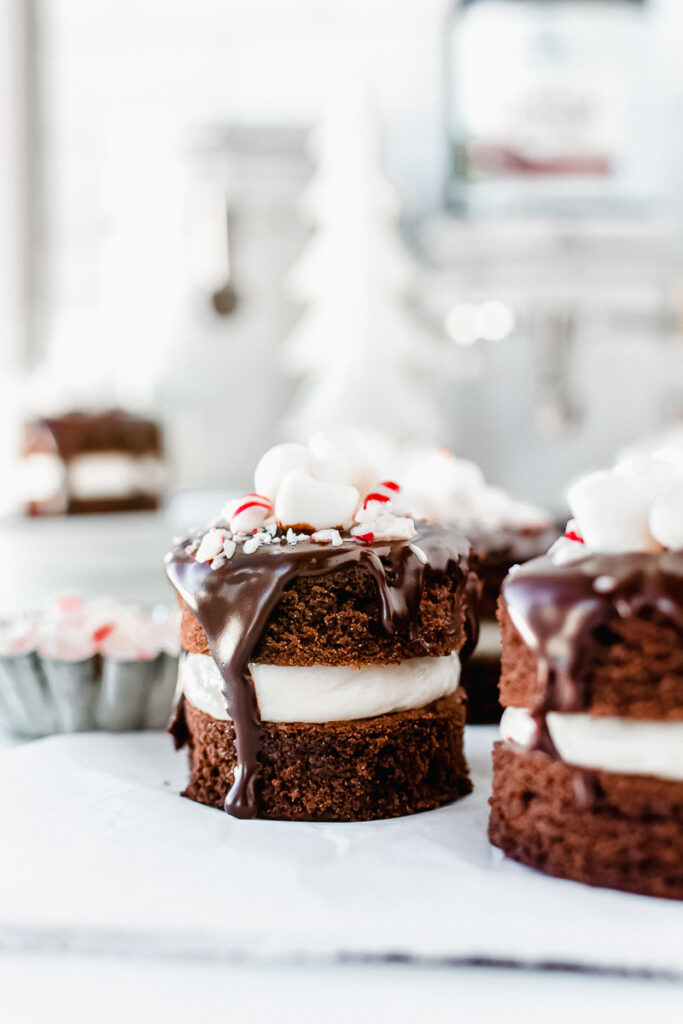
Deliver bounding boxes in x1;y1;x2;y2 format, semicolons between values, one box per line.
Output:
499;550;683;720
460;657;503;725
467;523;559;620
176;693;471;821
499;592;683;721
179;565;468;668
489;743;683;900
24;410;162;459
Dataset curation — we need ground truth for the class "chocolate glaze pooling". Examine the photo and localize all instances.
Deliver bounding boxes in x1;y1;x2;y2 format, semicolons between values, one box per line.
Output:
502;549;683;759
166;522;471;819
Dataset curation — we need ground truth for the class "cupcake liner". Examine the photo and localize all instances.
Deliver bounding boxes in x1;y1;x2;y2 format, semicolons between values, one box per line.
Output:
0;649;178;737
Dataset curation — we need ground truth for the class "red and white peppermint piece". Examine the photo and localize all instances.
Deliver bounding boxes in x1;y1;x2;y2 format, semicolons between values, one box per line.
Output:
351;529;375;544
230;493;273;534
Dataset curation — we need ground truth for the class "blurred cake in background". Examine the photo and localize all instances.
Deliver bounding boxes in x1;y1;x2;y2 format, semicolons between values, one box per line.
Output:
402;448;559;724
21;410;165;516
490;457;683;899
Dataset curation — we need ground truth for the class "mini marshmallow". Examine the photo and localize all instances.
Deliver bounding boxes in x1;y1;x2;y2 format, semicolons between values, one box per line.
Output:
254;443;312;502
275;471;359;531
196;529;226;563
650;478;683;550
567;470;659;554
229;494;273;535
613;455;682;502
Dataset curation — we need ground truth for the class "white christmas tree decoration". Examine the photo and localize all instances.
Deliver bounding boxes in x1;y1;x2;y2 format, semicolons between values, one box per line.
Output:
280;89;447;443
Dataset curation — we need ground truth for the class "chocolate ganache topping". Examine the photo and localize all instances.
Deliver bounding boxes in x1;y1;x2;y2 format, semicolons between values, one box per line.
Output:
166;522;471;819
502;549;683;755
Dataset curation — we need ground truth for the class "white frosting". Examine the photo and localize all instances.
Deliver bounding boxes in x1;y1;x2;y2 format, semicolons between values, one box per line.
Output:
20;453;66;502
180;651;461;723
500;706;683;782
67;454;163;500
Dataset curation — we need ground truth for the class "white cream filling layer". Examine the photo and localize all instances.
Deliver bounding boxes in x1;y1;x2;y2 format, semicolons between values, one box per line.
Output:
20;453;66;502
500;706;683;782
471;620;502;660
180;651;461;724
67;454;164;499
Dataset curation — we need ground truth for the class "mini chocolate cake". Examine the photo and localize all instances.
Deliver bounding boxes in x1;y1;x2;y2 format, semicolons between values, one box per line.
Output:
489;462;683;899
22;410;164;515
166;443;475;821
402;447;558;724
462;523;559;723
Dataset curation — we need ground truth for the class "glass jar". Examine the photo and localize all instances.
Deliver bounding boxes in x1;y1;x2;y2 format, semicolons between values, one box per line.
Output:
445;0;658;216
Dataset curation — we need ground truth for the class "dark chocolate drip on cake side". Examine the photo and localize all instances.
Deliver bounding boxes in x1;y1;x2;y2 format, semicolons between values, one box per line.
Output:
502;549;683;761
166;523;470;819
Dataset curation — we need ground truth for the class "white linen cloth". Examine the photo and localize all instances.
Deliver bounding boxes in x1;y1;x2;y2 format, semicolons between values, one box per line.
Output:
0;727;680;976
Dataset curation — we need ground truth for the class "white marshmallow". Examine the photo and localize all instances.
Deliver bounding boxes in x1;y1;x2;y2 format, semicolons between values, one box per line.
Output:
650;478;683;550
613;455;682;502
275;471;359;531
254;444;312;502
229;495;273;534
567;470;660;554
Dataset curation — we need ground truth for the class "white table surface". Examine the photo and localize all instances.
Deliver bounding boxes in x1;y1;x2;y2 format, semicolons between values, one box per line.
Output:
1;725;681;1023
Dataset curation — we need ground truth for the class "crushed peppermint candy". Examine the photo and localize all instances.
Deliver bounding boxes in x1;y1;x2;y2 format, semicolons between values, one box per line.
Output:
196;529;227;563
311;529;343;546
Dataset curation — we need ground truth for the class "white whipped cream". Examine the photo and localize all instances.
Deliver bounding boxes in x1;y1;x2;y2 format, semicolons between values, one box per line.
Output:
500;706;683;782
180;651;461;723
20;453;66;503
67;454;164;500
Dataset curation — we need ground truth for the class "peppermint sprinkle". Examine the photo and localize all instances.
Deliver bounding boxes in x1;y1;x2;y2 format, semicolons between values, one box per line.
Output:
311;529;343;546
243;537;261;555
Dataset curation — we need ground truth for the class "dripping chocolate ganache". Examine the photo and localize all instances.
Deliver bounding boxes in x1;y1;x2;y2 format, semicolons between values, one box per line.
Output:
166;442;476;822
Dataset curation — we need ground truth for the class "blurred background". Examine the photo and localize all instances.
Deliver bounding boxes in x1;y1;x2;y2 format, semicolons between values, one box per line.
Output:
1;0;683;560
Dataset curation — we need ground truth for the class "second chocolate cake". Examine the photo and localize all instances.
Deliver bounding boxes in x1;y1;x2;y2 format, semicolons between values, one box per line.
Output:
166;443;475;822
